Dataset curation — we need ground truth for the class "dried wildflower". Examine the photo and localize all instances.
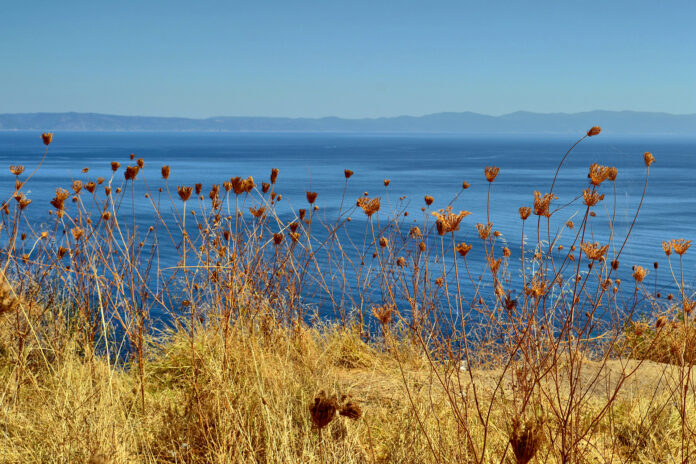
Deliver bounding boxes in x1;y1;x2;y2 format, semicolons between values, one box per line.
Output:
111;161;120;172
15;180;23;190
344;169;353;179
662;241;672;256
489;257;502;274
102;211;111;222
245;176;255;192
533;191;557;217
462;181;470;189
249;206;266;218
519;207;531;221
653;261;659;269
177;186;193;202
396;256;406;267
71;227;84;241
9;165;25;176
379;237;388;248
161;165;170;179
339;400;362;420
313;205;319;211
484;166;499;182
509;418;544;464
195;183;202;195
136;158;145;169
432;207;471;235
273;232;284;245
41;132;53;146
456;242;473;257
306;191;318;204
643;152;655;167
50;188;70;211
435;277;443;287
269;168;279;184
632;265;647;282
502;247;511;258
19;198;31;210
476;223;492;240
124;165;139;180
424;195;434;206
230;177;246;195
356;197;380;216
566;220;575;229
581;242;609;261
299;209;306;221
289;232;300;243
583;188;604;207
104;186;111;196
409;226;422;238
671;239;691;256
372;304;395;325
587;126;601;137
588;163;612;186
309;391;338;429
72;180;83;194
384;179;390;187
611;260;619;270
85;181;96;193
607;167;618;181
261;182;270;193
419;241;426;252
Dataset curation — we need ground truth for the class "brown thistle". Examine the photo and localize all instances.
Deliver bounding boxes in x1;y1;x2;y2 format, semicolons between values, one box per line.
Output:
671;239;691;256
41;132;53;146
9;165;25;176
356;197;380;216
431;207;471;235
484;166;500;182
177;186;193;202
580;242;609;260
533;191;557;217
456;242;473;257
309;391;338;429
306;191;318;204
582;188;604;207
519;206;531;220
587;126;601;137
644;152;655;167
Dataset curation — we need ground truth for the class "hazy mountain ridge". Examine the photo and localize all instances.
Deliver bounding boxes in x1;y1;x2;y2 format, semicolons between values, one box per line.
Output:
1;111;694;134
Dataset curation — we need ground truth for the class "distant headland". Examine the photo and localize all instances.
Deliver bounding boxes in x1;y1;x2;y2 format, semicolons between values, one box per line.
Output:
1;110;694;135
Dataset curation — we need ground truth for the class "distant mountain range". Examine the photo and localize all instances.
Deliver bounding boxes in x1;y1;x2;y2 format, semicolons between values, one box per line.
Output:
1;111;694;134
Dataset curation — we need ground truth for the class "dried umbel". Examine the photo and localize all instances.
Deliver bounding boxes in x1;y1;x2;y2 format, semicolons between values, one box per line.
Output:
309;391;338;429
356;197;380;216
72;180;83;194
456;242;473;257
85;181;96;193
484;166;500;182
19;198;32;210
71;227;84;241
9;165;25;176
372;303;395;325
588;163;614;186
509;417;544;464
632;265;647;283
502;247;511;258
261;182;270;193
136;158;145;169
424;195;434;206
409;226;422;238
50;188;70;211
338;400;362;420
306;191;318;204
379;237;388;248
124;165;139;180
111;161;121;172
476;223;492;240
42;132;53;146
231;177;246;195
249;206;265;218
671;239;691;256
396;256;406;267
195;183;202;195
519;207;531;221
583;188;604;207
177;186;193;202
662;240;672;256
533;191;557;217
273;232;284;245
643;152;655;167
431;207;471;235
587;126;601;137
344;169;354;179
581;242;609;260
270;168;279;184
161;165;170;179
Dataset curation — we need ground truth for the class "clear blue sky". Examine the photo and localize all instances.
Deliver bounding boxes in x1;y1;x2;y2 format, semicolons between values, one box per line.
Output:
2;0;694;118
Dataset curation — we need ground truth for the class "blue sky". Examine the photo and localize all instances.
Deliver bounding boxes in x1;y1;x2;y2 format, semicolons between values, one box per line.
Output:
2;1;694;118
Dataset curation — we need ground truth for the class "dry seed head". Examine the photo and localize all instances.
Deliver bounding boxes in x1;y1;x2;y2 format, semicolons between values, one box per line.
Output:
270;168;279;184
409;226;422;238
533;191;557;217
85;181;96;193
611;259;619;270
177;186;193;202
136;158;144;169
384;179;390;186
632;265;647;283
15;179;23;190
306;191;318;204
583;188;604;206
289;232;300;243
476;223;492;240
424;195;434;206
261;182;270;193
161;165;170;179
379;237;388;248
671;239;691;255
502;247;511;258
588;163;612;186
484;166;500;182
344;169;354;179
662;240;672;256
435;277;443;287
587;126;601;137
456;242;473;257
580;242;609;261
372;304;395;325
41;132;53;145
607;166;618;181
9;165;25;176
644;152;655;167
72;180;83;194
102;211;111;221
519;206;531;220
195;183;202;195
19;198;31;210
432;207;471;235
111;161;120;172
396;256;406;267
309;391;338;429
356;196;380;216
245;176;255;192
419;241;426;252
124;165;139;180
656;316;668;329
273;232;284;245
299;209;306;221
71;227;83;241
462;181;470;189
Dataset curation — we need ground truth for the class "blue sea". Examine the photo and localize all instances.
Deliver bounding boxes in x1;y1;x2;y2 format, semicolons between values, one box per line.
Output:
1;131;694;323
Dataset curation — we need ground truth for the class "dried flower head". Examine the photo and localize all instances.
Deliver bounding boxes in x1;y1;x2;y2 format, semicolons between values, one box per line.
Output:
261;182;270;193
41;132;53;145
587;126;601;137
344;169;354;179
580;242;609;261
249;206;266;218
136;158;145;169
356;197;380;216
309;391;338;429
124;165;139;180
632;265;647;283
662;241;672;256
71;227;84;241
50;188;70;211
72;180;83;194
85;181;96;193
396;256;406;267
177;186;193;202
111;161;120;172
456;242;473;257
102;211;111;221
379;237;388;248
409;226;422;238
270;168;279;184
432;206;471;235
484;166;500;182
671;239;691;256
306;191;318;204
582;188;604;207
533;191;557;217
384;179;390;187
372;303;395;325
607;167;618;181
424;195;434;206
588;163;612;186
9;165;25;176
462;181;470;189
502;247;511;258
476;223;492;240
643;152;655;167
509;417;544;464
419;241;426;252
273;232;284;245
519;207;531;221
161;165;170;179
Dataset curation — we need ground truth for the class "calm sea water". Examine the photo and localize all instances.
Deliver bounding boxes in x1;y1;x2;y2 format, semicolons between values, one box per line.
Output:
1;131;694;322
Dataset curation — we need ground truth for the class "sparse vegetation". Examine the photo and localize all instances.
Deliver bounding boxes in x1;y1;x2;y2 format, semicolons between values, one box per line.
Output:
0;129;693;463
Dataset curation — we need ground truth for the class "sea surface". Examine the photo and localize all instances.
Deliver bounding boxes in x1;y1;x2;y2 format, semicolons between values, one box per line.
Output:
1;131;694;324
